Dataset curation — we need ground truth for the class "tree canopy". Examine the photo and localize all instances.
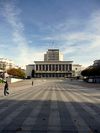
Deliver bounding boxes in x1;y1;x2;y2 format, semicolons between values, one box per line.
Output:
81;66;100;77
7;68;25;78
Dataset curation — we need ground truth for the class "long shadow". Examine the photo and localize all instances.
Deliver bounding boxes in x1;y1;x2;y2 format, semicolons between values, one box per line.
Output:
0;99;100;133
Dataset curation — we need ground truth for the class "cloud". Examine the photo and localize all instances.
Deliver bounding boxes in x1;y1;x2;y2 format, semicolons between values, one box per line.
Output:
87;11;100;50
48;10;100;66
35;9;100;67
1;1;100;68
42;10;100;57
2;1;44;68
2;1;27;64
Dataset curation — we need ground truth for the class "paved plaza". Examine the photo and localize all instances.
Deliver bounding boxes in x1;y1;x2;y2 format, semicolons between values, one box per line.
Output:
0;79;100;133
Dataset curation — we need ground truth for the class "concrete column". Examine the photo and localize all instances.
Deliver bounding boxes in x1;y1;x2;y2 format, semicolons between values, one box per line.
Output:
62;65;63;71
54;64;56;71
41;65;42;71
38;65;40;71
64;65;66;71
47;64;49;71
44;65;46;71
35;65;36;71
61;64;63;71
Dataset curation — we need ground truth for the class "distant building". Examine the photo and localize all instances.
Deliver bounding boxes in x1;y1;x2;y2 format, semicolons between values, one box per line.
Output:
44;49;63;61
0;58;20;78
0;58;20;71
26;49;73;78
26;64;35;78
34;60;73;78
0;58;14;71
72;64;82;77
93;60;100;66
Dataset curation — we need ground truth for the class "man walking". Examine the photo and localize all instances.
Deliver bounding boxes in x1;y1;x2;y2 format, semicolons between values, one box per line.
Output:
32;81;34;86
4;81;9;96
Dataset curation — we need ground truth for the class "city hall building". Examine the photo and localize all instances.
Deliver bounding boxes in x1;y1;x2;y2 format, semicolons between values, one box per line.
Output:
26;49;73;78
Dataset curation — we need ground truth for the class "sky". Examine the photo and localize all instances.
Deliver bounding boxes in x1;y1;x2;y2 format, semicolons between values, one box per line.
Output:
0;0;100;68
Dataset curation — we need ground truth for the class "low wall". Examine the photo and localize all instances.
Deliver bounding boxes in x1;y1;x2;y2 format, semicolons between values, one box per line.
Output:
6;78;23;83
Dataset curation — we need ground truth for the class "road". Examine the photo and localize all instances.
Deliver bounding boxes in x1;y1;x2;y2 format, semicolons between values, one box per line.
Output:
0;79;100;133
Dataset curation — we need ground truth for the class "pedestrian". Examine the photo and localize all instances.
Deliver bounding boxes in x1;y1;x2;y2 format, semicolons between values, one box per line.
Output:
32;81;34;86
4;81;9;96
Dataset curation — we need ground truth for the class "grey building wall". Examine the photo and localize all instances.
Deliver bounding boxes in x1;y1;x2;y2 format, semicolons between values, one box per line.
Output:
26;64;35;78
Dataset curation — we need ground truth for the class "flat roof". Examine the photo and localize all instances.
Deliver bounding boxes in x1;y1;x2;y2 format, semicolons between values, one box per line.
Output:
34;61;73;64
48;49;59;51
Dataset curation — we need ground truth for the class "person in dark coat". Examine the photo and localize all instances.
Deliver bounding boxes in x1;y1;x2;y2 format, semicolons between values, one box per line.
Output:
4;81;9;96
32;81;34;86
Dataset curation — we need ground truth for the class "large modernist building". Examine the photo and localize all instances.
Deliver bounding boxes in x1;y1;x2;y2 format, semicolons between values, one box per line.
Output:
44;49;63;61
26;49;73;78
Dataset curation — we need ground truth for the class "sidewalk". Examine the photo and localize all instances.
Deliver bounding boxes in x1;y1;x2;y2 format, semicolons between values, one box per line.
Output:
0;79;31;90
0;79;34;98
65;78;100;89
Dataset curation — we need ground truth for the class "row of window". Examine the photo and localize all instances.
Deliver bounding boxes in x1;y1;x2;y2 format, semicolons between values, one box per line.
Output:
35;73;71;78
36;64;72;71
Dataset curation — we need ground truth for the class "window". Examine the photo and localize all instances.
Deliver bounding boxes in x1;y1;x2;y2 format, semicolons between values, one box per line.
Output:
69;64;72;71
59;65;61;71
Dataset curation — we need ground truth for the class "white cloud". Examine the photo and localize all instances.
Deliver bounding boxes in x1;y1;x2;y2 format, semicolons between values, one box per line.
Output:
1;1;100;68
43;10;100;60
88;11;100;50
2;1;44;68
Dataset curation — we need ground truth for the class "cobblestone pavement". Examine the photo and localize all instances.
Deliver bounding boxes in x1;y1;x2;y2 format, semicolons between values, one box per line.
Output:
0;79;100;133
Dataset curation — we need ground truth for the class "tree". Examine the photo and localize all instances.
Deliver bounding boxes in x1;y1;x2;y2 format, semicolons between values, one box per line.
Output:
81;66;100;77
7;68;25;78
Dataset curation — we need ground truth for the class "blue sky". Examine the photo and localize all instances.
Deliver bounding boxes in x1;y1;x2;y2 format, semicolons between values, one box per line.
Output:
0;0;100;68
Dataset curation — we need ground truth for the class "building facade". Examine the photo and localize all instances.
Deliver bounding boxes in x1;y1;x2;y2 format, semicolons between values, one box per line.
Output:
0;58;14;71
34;61;72;78
93;60;100;66
0;58;21;79
26;49;73;78
26;64;35;78
72;64;82;77
44;49;63;61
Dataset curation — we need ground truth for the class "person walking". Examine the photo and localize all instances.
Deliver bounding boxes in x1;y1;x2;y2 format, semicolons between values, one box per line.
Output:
4;81;9;96
32;81;34;86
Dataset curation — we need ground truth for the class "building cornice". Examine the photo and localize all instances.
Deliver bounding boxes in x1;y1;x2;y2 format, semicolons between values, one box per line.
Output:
34;61;73;64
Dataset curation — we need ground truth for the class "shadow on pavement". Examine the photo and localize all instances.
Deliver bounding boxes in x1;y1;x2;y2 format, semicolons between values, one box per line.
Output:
0;99;100;133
